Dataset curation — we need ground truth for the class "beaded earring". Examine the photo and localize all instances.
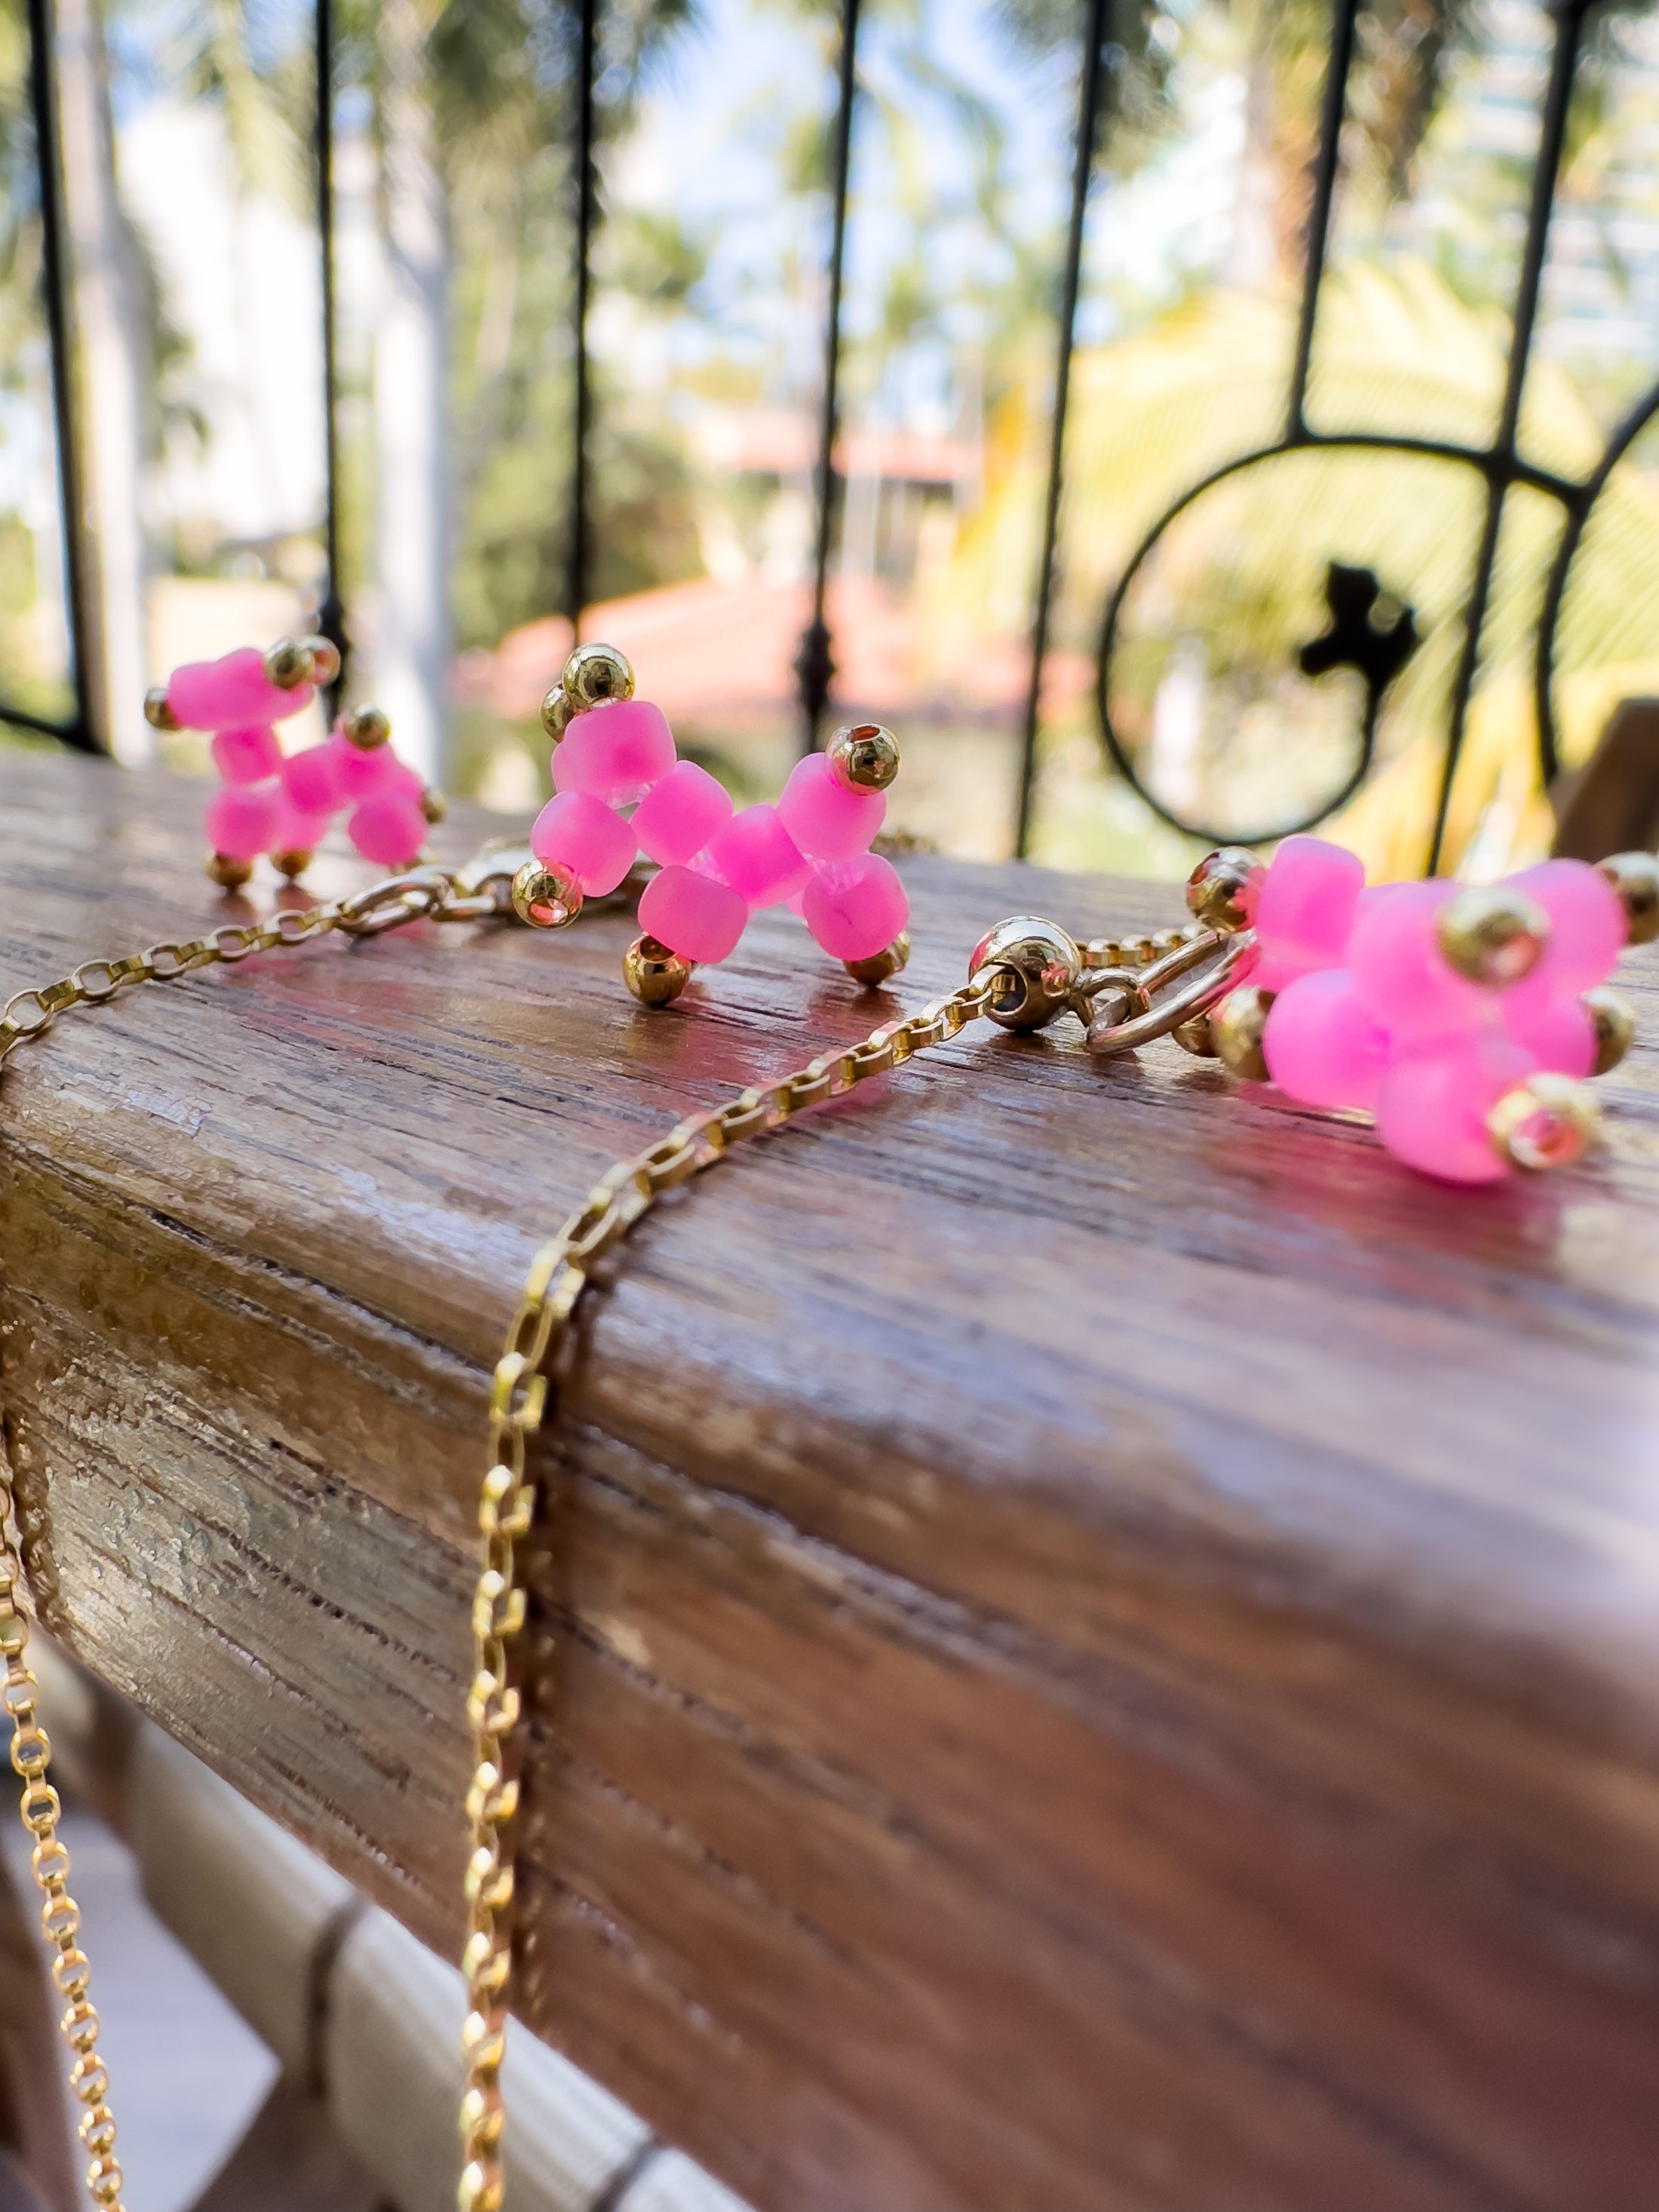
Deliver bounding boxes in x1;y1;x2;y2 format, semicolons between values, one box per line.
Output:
511;643;912;1004
149;637;443;888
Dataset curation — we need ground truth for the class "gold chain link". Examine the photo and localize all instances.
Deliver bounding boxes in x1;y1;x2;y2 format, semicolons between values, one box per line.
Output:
0;862;512;2211
0;857;995;2210
457;975;994;2211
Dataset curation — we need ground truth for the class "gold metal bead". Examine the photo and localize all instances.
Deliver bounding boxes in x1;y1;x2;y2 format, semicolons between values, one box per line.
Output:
561;642;635;714
843;931;910;986
1583;985;1636;1075
539;686;576;743
263;636;312;690
422;787;449;825
342;704;391;751
1173;1013;1219;1057
1210;984;1275;1080
1434;884;1550;986
969;916;1082;1032
511;861;581;930
206;852;253;891
1185;847;1265;934
271;848;313;882
623;934;693;1007
1488;1072;1602;1172
1081;937;1122;969
827;721;900;793
144;686;181;732
1597;850;1659;945
301;634;342;687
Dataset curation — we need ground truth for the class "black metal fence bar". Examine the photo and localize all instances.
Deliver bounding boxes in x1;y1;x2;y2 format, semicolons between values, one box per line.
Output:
1535;364;1659;787
1014;0;1108;860
568;0;600;638
314;0;345;712
1425;0;1587;874
5;0;95;752
795;0;861;752
1286;0;1359;438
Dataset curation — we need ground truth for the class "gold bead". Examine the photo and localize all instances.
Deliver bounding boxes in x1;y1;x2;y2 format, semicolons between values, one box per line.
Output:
271;848;313;882
206;852;253;891
1173;1014;1219;1057
1081;937;1122;968
263;636;312;690
1185;847;1264;934
623;934;693;1007
144;686;181;732
969;916;1082;1032
842;931;910;986
561;642;635;714
300;634;342;686
1584;985;1636;1076
1488;1072;1602;1172
1434;884;1550;986
1210;984;1275;1080
1597;850;1659;945
540;686;576;743
511;861;581;930
827;721;900;793
342;704;391;752
422;787;449;825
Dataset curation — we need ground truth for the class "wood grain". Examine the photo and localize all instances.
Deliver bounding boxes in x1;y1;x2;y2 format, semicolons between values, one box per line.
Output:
3;747;1659;2212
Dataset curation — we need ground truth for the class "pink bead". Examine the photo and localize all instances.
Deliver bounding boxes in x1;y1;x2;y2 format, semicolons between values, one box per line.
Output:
704;804;811;907
348;793;427;868
170;647;313;730
1506;859;1626;995
1374;1034;1531;1185
1253;836;1365;993
639;863;750;963
1262;970;1389;1112
1349;881;1487;1042
777;750;886;862
631;760;733;865
529;790;638;897
281;743;345;816
329;731;400;802
800;854;909;962
272;793;330;857
1504;991;1595;1078
552;699;677;807
206;782;278;862
211;724;282;786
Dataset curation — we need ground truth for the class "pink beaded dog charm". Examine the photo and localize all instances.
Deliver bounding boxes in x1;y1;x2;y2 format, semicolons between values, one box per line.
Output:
146;635;441;891
511;643;911;1005
975;838;1649;1184
1194;836;1653;1182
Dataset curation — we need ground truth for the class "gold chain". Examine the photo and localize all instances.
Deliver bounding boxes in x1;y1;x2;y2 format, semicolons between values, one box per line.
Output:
0;1438;123;2204
0;865;506;1067
0;852;994;2210
0;863;511;2210
458;974;994;2209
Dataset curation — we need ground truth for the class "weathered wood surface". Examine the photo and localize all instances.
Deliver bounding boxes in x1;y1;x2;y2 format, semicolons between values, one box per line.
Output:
3;747;1659;2212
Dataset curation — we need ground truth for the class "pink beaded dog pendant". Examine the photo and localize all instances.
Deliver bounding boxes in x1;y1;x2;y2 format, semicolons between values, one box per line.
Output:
1193;836;1651;1183
146;635;442;890
511;643;911;1005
